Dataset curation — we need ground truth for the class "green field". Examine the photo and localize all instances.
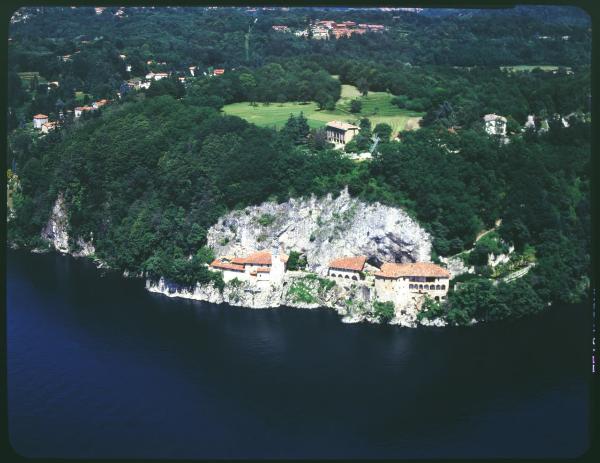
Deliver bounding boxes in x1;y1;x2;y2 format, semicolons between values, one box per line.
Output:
222;83;423;135
500;65;571;73
17;71;47;87
75;91;92;103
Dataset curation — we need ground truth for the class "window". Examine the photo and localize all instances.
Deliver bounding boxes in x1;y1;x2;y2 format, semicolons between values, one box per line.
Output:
419;284;423;290
352;275;357;281
441;285;446;290
436;285;440;290
409;284;414;289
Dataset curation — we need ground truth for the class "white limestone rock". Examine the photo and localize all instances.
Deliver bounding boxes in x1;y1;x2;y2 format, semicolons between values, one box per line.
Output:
41;193;70;253
207;187;432;275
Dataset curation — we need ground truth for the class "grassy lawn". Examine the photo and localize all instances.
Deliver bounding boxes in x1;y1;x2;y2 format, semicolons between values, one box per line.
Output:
18;71;47;88
222;83;423;134
500;65;570;72
75;91;92;103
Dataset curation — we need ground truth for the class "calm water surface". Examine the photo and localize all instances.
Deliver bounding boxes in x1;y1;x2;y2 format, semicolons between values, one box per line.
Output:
7;250;591;458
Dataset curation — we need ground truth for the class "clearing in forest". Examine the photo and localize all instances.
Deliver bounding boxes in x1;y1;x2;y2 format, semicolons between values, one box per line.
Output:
222;83;423;135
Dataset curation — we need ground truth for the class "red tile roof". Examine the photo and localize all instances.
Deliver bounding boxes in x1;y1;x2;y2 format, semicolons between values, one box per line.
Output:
328;256;367;272
33;114;48;119
209;259;245;272
231;250;272;266
375;262;450;279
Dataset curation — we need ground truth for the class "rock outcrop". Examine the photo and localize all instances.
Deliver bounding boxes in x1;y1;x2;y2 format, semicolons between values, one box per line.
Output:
146;271;427;327
41;193;96;257
207;188;432;274
41;193;70;254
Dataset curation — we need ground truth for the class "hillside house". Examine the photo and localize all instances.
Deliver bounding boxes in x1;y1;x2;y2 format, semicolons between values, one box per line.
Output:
359;24;386;32
328;256;367;280
316;20;336;29
32;114;48;129
483;114;507;136
127;79;142;90
325;121;360;145
189;66;196;76
272;25;290;32
92;99;109;109
374;262;450;302
41;121;58;134
311;26;330;39
213;68;225;76
74;106;94;118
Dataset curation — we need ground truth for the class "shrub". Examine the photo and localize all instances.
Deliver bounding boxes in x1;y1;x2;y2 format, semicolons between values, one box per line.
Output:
286;250;307;270
417;296;446;322
350;99;362;113
373;301;395;322
257;213;276;226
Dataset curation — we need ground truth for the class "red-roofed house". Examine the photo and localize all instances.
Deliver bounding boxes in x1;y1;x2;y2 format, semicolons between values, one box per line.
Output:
213;68;225;76
33;114;48;129
74;106;94;118
210;249;289;283
325;120;360;145
328;256;367;280
375;262;451;302
41;121;58;134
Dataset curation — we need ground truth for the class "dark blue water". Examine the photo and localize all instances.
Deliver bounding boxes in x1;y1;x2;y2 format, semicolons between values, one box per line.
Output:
7;250;591;458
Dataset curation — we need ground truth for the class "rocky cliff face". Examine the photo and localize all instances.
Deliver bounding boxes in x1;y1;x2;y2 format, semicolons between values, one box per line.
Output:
41;193;70;254
40;193;96;257
207;188;432;274
146;271;438;327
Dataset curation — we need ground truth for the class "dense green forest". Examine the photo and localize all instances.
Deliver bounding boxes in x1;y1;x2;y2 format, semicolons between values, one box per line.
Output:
7;6;590;122
7;6;591;325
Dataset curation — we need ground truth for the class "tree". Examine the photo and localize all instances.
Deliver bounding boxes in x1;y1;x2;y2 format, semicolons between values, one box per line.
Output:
356;77;369;96
350;99;362;113
373;123;392;141
307;128;330;151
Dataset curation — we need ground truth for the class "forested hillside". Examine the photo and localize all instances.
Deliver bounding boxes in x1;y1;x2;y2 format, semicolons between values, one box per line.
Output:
7;6;591;324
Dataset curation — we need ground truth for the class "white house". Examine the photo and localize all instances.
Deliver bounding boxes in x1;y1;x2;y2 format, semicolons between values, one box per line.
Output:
41;121;58;134
210;249;288;285
483;114;507;136
32;114;48;129
74;106;94;118
189;66;196;76
524;115;536;130
327;256;367;281
374;262;450;303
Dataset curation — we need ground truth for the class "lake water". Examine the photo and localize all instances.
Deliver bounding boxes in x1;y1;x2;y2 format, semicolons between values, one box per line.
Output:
6;250;591;458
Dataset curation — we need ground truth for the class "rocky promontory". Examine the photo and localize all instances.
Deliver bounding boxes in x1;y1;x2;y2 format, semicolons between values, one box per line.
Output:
207;188;432;275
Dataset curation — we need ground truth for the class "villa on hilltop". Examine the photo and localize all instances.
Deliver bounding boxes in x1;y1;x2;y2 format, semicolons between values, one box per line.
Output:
325;121;360;146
